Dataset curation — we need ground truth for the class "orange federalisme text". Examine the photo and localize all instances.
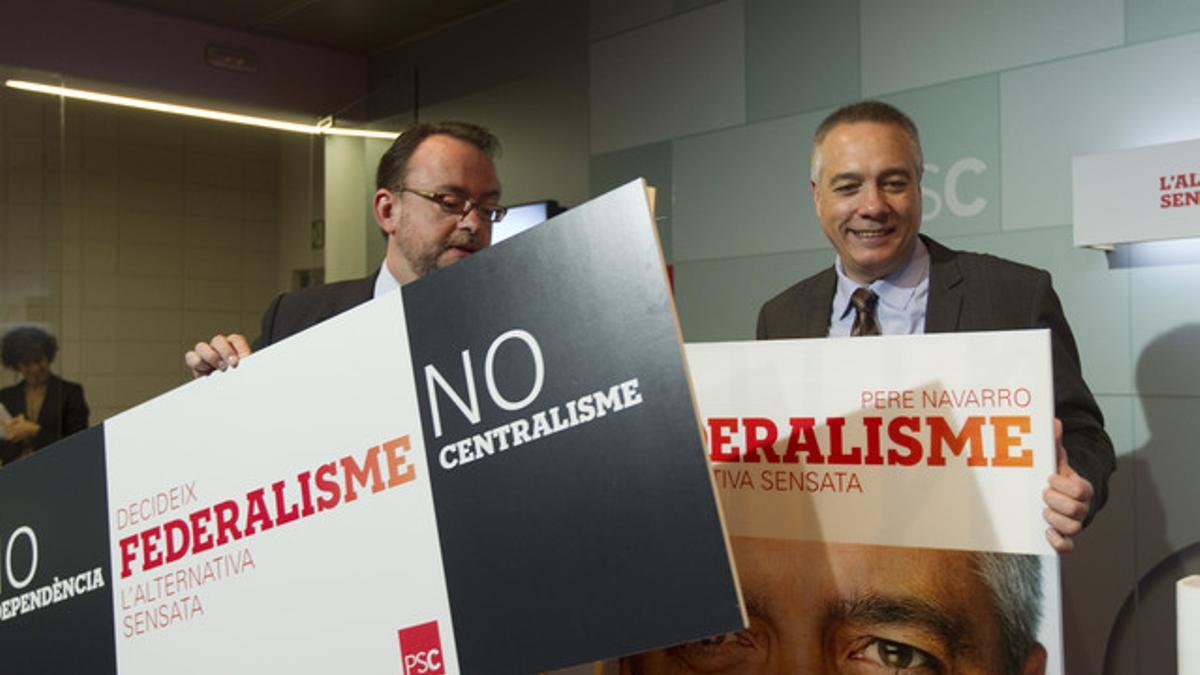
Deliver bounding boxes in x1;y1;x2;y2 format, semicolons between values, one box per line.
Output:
118;436;414;579
707;416;1035;468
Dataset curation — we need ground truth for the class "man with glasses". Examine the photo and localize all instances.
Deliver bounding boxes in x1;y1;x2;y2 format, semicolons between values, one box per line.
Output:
756;101;1114;553
185;121;505;377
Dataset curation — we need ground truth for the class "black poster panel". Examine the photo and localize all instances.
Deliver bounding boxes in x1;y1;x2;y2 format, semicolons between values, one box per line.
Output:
404;181;741;673
0;425;116;674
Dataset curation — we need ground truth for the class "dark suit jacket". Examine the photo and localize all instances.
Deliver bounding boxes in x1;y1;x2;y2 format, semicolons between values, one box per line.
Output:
252;275;377;350
756;235;1116;520
0;374;90;464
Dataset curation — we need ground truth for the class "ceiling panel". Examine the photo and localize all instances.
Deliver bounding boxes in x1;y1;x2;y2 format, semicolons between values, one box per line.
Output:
104;0;513;54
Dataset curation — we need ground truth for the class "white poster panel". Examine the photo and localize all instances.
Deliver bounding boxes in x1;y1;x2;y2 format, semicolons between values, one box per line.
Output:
658;330;1064;675
103;293;458;674
687;330;1056;555
1073;137;1200;247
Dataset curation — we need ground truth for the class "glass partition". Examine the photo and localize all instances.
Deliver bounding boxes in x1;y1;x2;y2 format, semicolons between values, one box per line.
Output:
0;67;323;422
1;65;66;391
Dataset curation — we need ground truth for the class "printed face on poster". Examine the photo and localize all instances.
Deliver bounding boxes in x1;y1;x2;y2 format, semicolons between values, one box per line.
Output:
622;331;1062;675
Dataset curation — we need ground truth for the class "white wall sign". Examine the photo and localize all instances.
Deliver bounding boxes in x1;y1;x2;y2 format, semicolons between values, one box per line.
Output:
1073;137;1200;248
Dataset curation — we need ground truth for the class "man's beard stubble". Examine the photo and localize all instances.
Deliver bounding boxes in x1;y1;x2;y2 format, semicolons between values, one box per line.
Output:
407;230;485;279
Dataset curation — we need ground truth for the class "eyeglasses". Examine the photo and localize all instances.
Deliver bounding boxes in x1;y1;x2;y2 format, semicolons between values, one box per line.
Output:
400;187;507;223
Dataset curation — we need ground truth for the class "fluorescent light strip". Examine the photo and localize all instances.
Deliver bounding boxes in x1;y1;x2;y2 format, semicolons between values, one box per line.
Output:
4;80;399;139
319;126;401;140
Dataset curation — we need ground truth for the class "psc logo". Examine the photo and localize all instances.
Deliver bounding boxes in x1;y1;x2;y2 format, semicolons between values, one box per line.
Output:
398;620;446;675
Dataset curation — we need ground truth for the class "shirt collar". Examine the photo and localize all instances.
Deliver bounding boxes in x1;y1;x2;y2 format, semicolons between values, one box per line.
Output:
373;265;401;298
833;237;930;319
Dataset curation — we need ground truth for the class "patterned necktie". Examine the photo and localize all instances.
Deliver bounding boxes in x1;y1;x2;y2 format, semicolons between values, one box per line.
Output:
850;287;881;336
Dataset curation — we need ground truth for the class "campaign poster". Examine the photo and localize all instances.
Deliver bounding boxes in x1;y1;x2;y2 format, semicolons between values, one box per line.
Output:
0;180;744;674
618;331;1064;675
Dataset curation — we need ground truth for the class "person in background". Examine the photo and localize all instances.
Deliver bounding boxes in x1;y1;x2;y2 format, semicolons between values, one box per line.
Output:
1;326;90;465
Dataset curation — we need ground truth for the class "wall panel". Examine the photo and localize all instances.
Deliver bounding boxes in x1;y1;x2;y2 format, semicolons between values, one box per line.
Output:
861;0;1123;96
590;0;745;153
